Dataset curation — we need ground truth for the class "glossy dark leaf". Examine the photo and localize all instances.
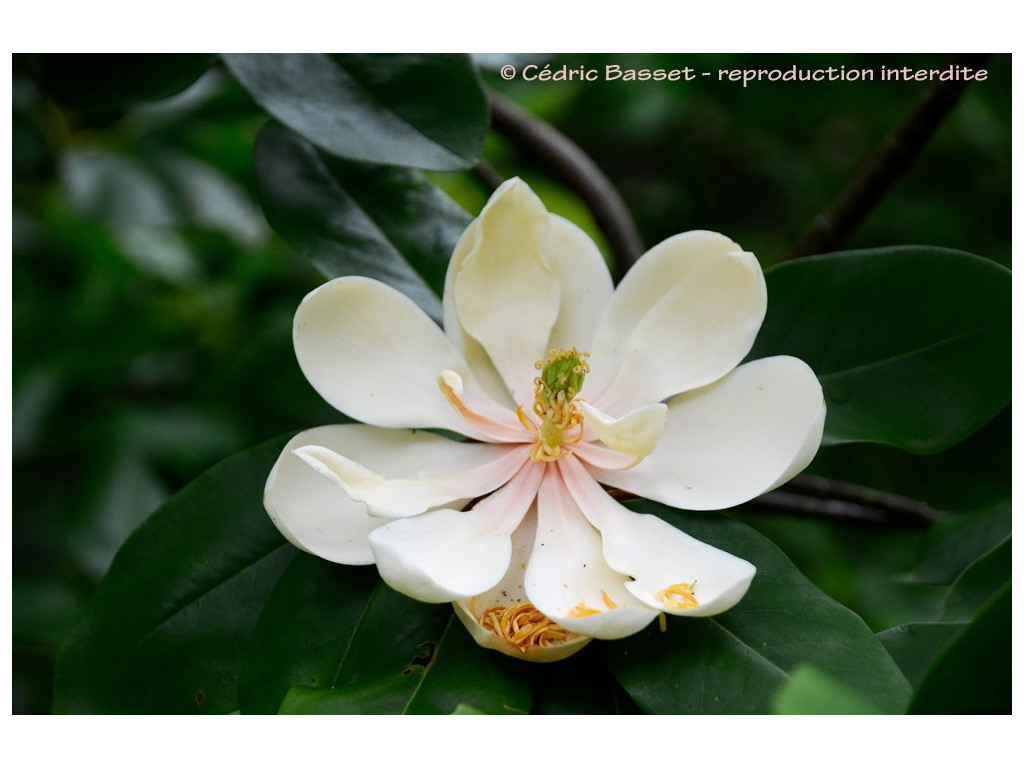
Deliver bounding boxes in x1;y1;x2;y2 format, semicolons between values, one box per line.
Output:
877;622;964;688
224;54;487;170
750;247;1010;453
39;54;217;112
278;615;531;714
238;554;451;714
902;501;1011;585
52;436;297;713
907;584;1011;714
254;121;471;322
605;500;911;714
940;536;1011;621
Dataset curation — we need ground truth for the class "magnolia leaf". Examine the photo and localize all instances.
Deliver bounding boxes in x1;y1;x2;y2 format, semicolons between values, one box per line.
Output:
907;583;1011;714
877;622;964;689
940;536;1011;622
902;500;1011;585
224;53;487;171
605;500;912;714
277;614;531;715
52;435;297;713
750;247;1010;453
254;121;471;322
238;554;451;714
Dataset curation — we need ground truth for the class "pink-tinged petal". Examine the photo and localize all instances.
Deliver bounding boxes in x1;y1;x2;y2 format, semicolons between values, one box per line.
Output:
294;276;502;437
265;424;475;565
368;461;544;603
452;508;593;662
293;442;530;518
438;370;527;443
591;356;825;510
451;178;560;405
579;401;667;460
572;441;641;472
560;456;756;617
524;468;660;639
587;232;767;413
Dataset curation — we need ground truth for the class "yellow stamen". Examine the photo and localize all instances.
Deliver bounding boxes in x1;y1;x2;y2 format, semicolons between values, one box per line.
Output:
656;581;700;610
526;347;590;462
601;589;618;609
567;601;601;618
478;602;580;653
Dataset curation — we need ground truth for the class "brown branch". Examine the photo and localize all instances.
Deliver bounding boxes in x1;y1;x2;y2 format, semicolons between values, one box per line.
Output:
789;53;991;260
487;89;645;276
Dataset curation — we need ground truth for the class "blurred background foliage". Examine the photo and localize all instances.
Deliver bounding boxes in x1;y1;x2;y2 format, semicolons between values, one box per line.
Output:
11;53;1010;714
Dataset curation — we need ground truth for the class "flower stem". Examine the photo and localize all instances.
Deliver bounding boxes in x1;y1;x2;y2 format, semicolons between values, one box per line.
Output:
487;90;645;277
788;53;991;260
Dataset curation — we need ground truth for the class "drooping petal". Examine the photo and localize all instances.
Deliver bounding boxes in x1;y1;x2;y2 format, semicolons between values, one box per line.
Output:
294;276;509;437
450;178;560;405
437;370;527;443
524;467;660;639
452;509;593;662
587;231;767;414
590;356;826;511
293;442;529;518
560;456;756;617
579;401;667;461
265;425;486;565
368;461;544;603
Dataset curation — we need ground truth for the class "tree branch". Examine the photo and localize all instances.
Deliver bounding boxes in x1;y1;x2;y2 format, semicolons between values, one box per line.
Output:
487;89;645;276
789;53;991;260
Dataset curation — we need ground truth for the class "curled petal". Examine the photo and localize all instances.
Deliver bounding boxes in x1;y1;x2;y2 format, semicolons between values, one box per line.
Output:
438;370;527;443
452;510;593;662
560;456;756;617
368;461;544;603
294;276;497;436
293;442;529;518
451;178;560;404
588;232;767;414
591;356;826;510
524;468;660;639
579;401;667;461
264;425;474;565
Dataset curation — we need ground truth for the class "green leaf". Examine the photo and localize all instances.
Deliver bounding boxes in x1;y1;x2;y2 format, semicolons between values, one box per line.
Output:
750;247;1010;453
877;622;964;688
254;121;471;322
277;615;531;714
39;54;217;112
238;553;451;714
907;583;1011;714
772;664;886;714
605;500;912;714
224;54;487;171
902;500;1011;585
940;536;1011;621
52;435;297;713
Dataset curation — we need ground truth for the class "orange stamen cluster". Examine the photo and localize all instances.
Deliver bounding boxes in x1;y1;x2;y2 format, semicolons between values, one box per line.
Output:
479;602;579;653
656;582;700;610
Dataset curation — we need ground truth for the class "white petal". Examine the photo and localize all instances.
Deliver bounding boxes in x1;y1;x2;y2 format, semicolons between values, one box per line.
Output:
294;276;509;436
293;442;529;518
451;178;560;405
579;401;667;460
524;467;660;639
587;232;767;413
591;356;826;510
264;424;474;565
560;456;756;617
451;508;593;662
544;215;615;352
368;461;544;603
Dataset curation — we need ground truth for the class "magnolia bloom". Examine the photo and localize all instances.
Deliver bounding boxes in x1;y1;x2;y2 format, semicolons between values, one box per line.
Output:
265;178;825;662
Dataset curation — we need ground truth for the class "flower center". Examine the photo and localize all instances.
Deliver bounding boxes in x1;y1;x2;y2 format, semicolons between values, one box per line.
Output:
518;347;590;462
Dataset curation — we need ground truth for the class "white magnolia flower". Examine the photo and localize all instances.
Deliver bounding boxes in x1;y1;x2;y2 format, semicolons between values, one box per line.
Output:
265;178;825;662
